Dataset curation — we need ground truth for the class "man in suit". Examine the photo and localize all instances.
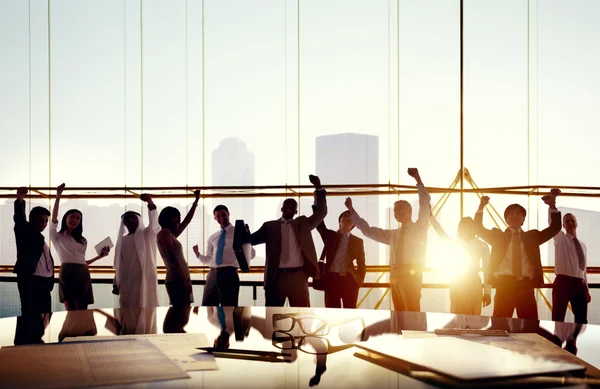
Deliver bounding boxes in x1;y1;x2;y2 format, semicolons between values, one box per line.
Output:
475;190;561;320
316;210;366;308
13;187;55;315
250;175;327;307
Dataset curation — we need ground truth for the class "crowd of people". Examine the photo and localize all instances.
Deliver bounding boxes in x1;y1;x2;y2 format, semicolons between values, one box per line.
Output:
12;169;591;324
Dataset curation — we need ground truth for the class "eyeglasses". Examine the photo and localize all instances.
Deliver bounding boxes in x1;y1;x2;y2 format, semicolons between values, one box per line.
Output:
272;313;329;336
271;331;354;355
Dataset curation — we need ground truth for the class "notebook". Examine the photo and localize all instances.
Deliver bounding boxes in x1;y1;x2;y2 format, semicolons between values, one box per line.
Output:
355;336;585;381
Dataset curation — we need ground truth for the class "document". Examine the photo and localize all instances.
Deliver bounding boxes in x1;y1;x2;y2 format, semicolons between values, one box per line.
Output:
94;236;114;256
64;333;218;371
0;338;189;389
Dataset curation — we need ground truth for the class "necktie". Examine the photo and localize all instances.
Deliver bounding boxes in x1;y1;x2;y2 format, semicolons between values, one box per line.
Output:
512;231;522;278
336;234;349;272
216;228;226;266
573;237;586;271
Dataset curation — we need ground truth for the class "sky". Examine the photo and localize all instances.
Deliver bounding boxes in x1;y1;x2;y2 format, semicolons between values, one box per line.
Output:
1;0;600;270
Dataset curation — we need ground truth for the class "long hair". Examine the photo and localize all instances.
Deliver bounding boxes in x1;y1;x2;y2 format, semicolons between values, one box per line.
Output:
59;209;86;245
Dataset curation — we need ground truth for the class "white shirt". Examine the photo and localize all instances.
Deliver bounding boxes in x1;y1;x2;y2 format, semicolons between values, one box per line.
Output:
33;241;53;278
49;221;87;265
494;227;535;279
351;183;430;267
330;232;350;273
551;210;587;280
280;218;303;268
196;224;255;268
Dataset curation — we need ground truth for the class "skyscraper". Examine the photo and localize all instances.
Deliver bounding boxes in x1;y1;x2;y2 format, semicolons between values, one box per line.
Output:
315;133;380;264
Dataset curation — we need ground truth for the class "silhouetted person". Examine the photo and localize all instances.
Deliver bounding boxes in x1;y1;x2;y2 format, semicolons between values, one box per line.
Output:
549;193;591;323
114;194;160;308
163;305;192;333
430;215;491;315
316;211;366;308
193;205;255;306
14;313;50;346
249;175;327;307
51;184;110;311
474;190;561;320
345;168;430;312
554;321;586;355
157;190;200;307
13;187;54;315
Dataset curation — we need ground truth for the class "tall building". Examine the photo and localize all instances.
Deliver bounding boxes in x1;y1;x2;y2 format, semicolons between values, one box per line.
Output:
315;133;380;264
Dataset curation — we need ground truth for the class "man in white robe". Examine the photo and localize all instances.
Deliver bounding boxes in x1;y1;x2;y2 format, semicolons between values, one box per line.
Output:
113;194;161;308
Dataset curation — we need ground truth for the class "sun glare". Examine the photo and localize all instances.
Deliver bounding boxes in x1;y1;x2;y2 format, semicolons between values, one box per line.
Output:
427;240;472;283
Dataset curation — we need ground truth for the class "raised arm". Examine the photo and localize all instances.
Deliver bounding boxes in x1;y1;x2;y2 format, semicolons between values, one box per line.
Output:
249;223;267;246
306;175;327;230
141;194;160;236
14;187;29;227
345;197;394;245
430;216;451;241
538;189;562;244
473;196;500;245
51;183;65;224
175;189;200;238
316;219;332;244
408;168;432;230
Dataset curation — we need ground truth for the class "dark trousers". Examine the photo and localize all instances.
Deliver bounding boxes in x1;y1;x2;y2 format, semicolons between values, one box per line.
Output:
265;268;310;307
201;267;240;306
552;275;588;324
324;273;359;308
390;265;423;312
17;275;53;315
493;276;538;320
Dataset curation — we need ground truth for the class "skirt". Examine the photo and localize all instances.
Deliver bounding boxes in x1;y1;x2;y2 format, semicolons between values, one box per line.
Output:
59;263;94;305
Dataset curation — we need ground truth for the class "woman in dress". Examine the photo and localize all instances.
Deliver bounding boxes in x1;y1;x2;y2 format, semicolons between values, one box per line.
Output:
157;189;200;307
51;183;110;310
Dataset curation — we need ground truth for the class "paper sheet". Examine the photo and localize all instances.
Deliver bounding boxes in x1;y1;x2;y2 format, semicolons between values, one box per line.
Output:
64;333;218;371
0;338;189;389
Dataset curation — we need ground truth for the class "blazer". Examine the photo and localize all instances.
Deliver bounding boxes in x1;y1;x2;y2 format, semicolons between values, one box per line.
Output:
316;221;366;287
13;199;55;277
250;189;327;289
474;210;561;288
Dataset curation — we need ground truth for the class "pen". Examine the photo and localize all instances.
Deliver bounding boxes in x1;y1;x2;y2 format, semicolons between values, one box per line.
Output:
434;329;509;336
198;347;290;357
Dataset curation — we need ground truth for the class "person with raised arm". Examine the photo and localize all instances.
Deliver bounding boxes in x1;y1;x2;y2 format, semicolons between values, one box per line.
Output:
249;175;327;307
430;213;491;315
345;168;430;312
113;194;161;308
156;189;200;307
474;190;561;320
51;183;110;311
13;187;54;314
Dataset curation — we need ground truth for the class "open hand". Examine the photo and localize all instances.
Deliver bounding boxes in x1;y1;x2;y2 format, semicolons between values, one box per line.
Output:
344;197;353;211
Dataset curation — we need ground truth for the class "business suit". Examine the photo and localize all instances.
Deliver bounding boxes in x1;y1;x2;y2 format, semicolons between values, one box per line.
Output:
316;221;366;308
13;200;55;315
250;189;327;307
474;210;561;320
